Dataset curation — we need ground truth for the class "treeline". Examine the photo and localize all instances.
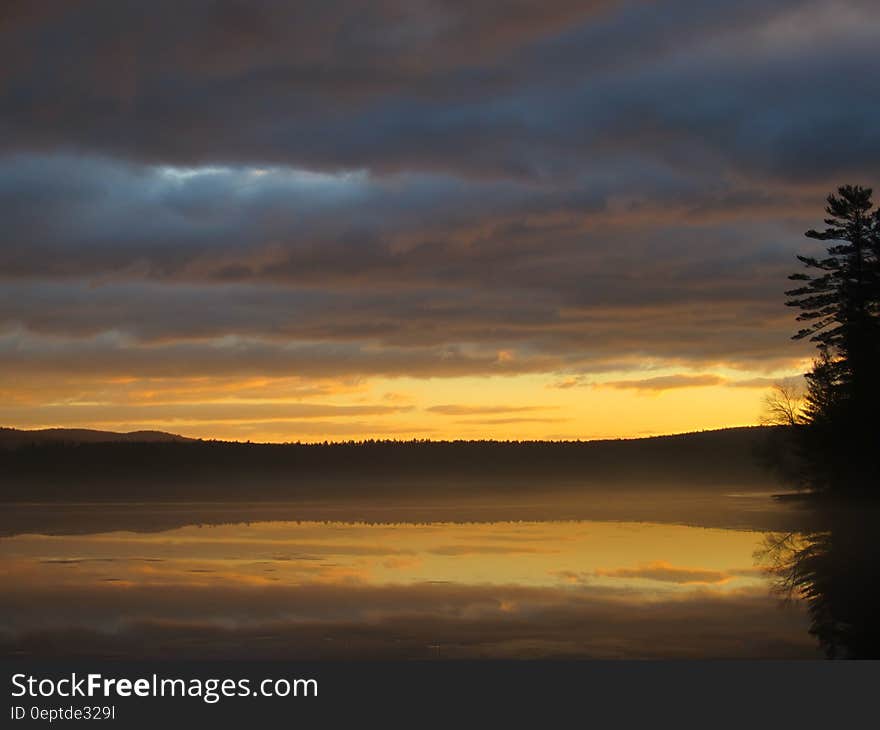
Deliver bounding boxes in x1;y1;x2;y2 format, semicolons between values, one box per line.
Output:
0;427;780;502
785;185;880;492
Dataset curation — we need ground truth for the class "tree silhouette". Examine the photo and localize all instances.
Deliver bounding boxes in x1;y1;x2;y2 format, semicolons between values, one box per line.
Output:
785;186;880;490
760;380;805;427
759;501;880;658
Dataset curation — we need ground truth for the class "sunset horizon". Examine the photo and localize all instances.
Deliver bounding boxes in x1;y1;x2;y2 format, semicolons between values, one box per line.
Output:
1;418;779;444
0;365;810;443
3;1;879;707
0;2;854;445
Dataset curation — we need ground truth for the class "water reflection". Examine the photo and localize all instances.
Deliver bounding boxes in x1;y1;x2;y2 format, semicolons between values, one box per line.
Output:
759;501;880;659
0;509;815;659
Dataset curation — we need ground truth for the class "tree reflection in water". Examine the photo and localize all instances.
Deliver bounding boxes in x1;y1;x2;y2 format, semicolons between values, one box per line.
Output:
759;501;880;659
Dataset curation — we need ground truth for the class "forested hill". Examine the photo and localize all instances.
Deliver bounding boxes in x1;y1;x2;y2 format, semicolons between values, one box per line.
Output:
0;427;193;448
0;426;789;501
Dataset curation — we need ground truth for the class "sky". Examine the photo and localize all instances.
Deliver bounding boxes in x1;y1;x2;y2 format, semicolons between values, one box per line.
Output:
1;0;878;442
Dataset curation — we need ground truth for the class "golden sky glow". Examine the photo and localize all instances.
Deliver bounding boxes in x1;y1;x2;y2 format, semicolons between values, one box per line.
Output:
2;365;808;442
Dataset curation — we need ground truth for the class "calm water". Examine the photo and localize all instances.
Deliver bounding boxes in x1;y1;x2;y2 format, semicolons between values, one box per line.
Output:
0;493;816;659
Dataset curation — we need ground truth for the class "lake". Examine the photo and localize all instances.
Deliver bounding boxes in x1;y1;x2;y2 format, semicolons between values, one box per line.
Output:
0;491;818;659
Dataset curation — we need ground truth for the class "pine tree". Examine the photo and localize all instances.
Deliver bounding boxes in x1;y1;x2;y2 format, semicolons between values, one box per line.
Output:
785;185;880;490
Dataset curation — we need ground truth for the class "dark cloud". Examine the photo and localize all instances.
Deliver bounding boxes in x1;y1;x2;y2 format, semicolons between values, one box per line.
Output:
1;1;877;182
0;1;875;389
0;0;620;173
0;155;810;374
0;330;560;379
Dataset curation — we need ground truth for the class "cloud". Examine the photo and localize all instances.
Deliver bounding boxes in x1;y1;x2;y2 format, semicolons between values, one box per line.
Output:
600;374;726;391
594;561;730;584
0;330;561;380
0;0;873;428
454;417;571;426
0;1;877;183
427;405;551;415
0;401;410;427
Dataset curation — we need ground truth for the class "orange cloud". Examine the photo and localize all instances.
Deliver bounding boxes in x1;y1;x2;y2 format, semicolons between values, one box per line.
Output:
600;374;726;392
594;561;730;585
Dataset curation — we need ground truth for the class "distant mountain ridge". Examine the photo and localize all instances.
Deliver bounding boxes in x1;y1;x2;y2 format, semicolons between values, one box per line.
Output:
1;424;770;448
0;425;791;502
0;427;194;448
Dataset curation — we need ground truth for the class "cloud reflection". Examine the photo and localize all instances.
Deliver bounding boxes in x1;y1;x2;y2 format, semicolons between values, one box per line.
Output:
0;518;813;658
